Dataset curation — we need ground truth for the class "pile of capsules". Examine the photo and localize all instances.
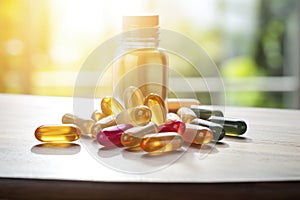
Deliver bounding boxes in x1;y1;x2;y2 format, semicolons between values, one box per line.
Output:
34;88;247;154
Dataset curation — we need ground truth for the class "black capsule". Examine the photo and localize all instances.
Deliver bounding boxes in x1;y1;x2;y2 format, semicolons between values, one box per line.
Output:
190;118;225;141
190;105;224;120
208;116;247;136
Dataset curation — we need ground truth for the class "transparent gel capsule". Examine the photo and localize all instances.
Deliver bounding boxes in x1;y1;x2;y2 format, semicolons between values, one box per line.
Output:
167;98;200;113
208;116;247;136
91;109;107;121
101;96;124;116
91;115;117;137
177;107;197;124
144;93;167;125
35;124;81;142
115;105;152;126
62;113;95;135
123;86;144;109
158;120;186;134
190;105;224;120
182;124;213;144
140;132;183;153
97;124;133;147
121;122;159;148
166;112;182;122
191;118;225;141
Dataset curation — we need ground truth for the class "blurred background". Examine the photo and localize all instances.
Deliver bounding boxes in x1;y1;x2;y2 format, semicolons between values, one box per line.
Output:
1;0;299;108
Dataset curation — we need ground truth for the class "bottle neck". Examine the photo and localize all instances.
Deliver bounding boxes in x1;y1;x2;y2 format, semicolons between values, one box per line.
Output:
122;27;159;49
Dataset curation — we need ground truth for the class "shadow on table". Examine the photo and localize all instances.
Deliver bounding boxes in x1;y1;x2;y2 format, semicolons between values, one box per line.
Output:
97;146;123;158
97;141;222;160
31;143;81;155
215;141;230;148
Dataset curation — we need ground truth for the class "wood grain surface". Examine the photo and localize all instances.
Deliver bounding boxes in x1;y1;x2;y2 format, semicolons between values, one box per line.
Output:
0;94;299;199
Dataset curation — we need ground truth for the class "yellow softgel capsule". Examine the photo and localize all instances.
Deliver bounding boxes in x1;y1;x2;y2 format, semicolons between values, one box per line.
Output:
143;93;167;125
123;86;144;109
177;107;197;124
121;122;159;148
101;96;124;116
62;113;95;135
91;109;107;121
91;115;117;137
182;124;213;144
140;132;183;153
116;105;152;126
34;124;81;142
167;98;200;113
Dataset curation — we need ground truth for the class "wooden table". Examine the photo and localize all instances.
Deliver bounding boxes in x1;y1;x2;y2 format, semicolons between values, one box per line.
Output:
0;94;300;199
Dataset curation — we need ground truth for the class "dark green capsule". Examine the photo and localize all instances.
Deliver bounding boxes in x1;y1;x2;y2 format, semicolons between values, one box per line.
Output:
190;118;225;141
208;116;247;136
190;105;224;120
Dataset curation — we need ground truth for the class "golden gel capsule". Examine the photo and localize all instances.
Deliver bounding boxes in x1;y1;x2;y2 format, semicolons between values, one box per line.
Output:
101;96;124;116
91;109;107;121
140;132;183;153
167;98;200;113
91;115;117;137
183;124;213;144
34;124;81;142
177;107;197;124
144;93;167;125
166;112;182;122
123;86;144;109
62;113;95;135
116;105;152;126
121;122;159;148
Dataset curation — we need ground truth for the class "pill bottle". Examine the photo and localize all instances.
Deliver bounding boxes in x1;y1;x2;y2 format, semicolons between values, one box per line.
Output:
113;14;168;105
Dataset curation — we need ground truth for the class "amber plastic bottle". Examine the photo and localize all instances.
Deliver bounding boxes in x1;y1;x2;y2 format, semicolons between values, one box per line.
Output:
113;15;168;105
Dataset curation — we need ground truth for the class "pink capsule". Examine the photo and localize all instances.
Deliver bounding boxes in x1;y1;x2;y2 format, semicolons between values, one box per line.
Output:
158;120;186;134
97;124;133;147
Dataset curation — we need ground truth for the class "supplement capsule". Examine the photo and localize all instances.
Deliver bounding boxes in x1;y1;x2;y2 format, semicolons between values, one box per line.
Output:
91;115;117;137
158;120;186;134
34;124;81;142
191;118;225;141
140;132;183;153
97;124;133;147
190;105;224;120
167;98;200;113
121;122;159;148
123;86;144;109
166;112;182;122
208;116;247;136
177;107;197;124
144;93;167;125
91;109;107;121
182;124;213;144
101;96;124;116
115;105;152;126
62;113;95;135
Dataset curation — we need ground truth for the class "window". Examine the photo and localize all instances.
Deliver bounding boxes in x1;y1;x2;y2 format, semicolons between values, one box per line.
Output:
1;0;299;108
